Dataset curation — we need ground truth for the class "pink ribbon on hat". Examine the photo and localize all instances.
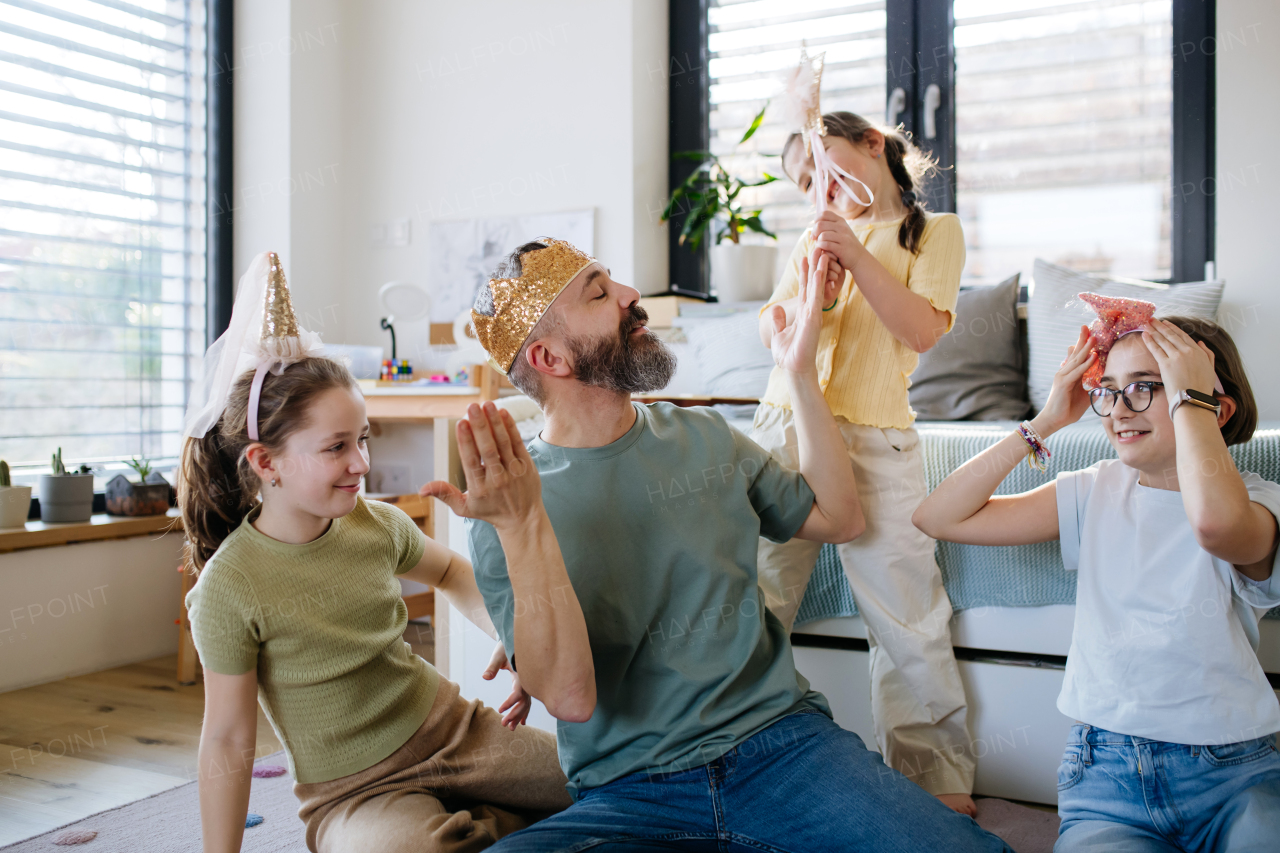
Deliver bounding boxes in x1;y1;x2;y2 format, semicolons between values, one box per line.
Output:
1078;292;1223;393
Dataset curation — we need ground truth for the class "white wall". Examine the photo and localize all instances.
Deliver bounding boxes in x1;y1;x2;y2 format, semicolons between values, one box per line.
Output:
1216;1;1280;419
231;0;670;363
0;536;184;693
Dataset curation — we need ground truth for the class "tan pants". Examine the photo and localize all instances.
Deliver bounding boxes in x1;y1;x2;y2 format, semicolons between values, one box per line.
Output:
752;403;975;796
295;678;571;853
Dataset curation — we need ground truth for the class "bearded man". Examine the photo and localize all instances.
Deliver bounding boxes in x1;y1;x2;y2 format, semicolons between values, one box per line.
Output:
432;239;1010;852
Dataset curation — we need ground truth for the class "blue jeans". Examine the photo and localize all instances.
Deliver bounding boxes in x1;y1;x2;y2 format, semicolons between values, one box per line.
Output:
491;709;1010;852
1056;724;1280;852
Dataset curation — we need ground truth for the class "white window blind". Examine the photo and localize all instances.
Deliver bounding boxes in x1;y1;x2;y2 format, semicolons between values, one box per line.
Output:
955;0;1173;284
708;0;887;271
0;0;207;469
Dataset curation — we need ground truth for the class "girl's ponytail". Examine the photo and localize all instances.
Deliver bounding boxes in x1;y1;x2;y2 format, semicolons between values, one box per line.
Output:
178;356;358;573
880;132;930;255
179;430;255;572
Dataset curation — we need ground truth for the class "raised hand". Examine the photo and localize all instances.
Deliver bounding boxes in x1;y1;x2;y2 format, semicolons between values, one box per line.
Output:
482;641;531;730
419;402;542;533
1034;325;1095;434
1141;319;1218;403
811;210;865;276
767;250;827;376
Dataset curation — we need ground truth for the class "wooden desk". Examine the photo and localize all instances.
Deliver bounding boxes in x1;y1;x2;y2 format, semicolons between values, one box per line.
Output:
361;371;503;675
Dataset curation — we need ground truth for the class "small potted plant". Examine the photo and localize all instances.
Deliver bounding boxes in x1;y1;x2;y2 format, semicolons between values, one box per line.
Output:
105;458;171;517
39;447;95;523
661;102;779;302
0;459;32;529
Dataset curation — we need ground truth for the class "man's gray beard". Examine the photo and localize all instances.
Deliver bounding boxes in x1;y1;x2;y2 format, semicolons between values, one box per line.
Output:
567;327;677;395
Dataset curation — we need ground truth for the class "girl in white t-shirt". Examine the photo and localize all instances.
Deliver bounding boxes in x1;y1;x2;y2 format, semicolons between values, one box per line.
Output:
913;316;1280;852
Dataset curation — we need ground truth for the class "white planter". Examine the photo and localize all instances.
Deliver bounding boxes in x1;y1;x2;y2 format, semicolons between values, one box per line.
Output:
710;243;778;303
38;473;95;523
0;485;32;528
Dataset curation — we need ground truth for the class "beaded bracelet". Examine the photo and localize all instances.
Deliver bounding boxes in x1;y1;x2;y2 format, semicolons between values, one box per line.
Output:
1016;421;1051;472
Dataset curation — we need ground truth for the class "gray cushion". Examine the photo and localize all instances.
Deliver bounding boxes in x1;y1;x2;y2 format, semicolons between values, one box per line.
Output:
910;274;1031;421
1026;259;1224;412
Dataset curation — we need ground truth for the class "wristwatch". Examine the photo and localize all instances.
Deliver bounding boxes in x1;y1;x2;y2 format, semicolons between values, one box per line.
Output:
1169;388;1221;419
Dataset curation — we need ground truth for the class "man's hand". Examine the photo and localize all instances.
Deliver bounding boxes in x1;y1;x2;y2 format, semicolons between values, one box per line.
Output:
482;641;532;730
420;402;543;534
767;251;827;376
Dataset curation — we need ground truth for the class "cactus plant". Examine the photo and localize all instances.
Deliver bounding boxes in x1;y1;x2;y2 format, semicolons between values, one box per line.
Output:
0;459;9;488
51;447;66;475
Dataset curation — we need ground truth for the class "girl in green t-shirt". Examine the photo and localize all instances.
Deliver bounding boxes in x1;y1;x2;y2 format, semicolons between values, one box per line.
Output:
179;355;587;853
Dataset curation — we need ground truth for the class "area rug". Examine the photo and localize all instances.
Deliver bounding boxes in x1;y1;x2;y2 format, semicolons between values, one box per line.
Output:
2;751;1060;852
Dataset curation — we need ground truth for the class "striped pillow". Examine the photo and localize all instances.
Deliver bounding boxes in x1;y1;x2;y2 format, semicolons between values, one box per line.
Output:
1026;259;1224;412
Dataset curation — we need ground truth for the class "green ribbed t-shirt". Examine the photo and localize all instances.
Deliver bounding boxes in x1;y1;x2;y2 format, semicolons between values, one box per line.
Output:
185;496;436;783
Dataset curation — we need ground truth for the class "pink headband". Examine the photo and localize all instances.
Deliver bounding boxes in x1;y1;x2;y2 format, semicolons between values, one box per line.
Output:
1078;292;1223;394
246;362;272;441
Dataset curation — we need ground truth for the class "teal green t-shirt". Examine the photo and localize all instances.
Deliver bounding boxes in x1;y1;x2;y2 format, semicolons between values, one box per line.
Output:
469;402;830;796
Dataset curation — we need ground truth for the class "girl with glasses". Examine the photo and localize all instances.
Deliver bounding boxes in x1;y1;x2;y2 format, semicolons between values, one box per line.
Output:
912;317;1280;852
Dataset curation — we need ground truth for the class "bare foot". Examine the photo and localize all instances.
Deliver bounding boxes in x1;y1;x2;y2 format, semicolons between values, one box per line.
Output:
936;793;977;816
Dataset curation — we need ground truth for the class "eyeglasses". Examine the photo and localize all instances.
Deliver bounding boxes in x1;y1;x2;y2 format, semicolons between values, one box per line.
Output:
1089;381;1165;417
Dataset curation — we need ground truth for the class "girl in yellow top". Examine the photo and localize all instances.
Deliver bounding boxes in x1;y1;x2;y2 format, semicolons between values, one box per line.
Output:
753;111;974;814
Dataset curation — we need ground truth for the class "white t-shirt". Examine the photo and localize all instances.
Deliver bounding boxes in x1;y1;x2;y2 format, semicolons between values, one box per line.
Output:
1056;459;1280;745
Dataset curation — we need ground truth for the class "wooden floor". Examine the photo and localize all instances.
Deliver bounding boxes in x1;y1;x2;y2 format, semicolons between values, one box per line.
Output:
0;624;435;847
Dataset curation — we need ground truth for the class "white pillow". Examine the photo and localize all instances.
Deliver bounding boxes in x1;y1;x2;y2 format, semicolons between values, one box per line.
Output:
675;308;774;398
1026;259;1224;412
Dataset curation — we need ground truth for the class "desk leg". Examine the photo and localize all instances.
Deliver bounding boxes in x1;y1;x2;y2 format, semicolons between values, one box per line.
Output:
432;417;460;679
177;565;200;685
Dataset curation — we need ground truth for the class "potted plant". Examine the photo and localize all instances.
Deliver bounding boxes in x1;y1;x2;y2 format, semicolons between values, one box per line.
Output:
662;103;779;302
38;447;95;523
105;458;171;517
0;459;32;529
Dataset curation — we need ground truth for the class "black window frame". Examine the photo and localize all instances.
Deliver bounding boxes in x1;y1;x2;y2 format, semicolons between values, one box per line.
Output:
208;0;234;343
671;0;1216;294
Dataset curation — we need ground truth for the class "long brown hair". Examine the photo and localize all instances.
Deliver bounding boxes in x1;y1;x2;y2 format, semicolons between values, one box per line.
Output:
782;111;938;254
1159;315;1257;445
178;357;357;572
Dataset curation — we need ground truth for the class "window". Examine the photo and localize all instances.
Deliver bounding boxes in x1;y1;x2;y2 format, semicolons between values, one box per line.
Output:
955;0;1173;284
670;0;1213;293
0;0;208;470
708;1;888;261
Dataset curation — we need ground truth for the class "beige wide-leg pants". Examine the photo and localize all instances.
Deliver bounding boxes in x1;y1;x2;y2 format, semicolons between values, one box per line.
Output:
752;403;975;796
294;677;571;853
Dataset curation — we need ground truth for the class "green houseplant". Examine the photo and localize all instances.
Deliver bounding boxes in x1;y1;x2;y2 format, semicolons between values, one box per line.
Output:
661;103;780;302
105;457;171;517
38;447;95;522
0;459;33;529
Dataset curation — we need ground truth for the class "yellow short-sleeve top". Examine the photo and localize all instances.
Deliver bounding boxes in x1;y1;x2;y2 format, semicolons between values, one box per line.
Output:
759;211;966;429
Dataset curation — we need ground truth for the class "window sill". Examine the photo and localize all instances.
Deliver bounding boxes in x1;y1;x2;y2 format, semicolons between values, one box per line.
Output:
0;510;183;554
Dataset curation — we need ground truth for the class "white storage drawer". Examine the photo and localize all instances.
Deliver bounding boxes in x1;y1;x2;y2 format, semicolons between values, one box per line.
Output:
793;644;1073;805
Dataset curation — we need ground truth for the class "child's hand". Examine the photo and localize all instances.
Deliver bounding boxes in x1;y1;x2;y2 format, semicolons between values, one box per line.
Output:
813;247;843;308
811;210;865;275
1033;325;1095;435
767;251;827;376
1141;319;1218;404
482;642;531;729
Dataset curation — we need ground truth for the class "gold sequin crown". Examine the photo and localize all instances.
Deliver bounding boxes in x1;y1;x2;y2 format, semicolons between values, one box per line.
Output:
471;238;596;374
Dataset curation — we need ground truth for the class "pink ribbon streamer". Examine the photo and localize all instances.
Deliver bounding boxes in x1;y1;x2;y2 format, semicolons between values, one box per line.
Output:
809;128;873;215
